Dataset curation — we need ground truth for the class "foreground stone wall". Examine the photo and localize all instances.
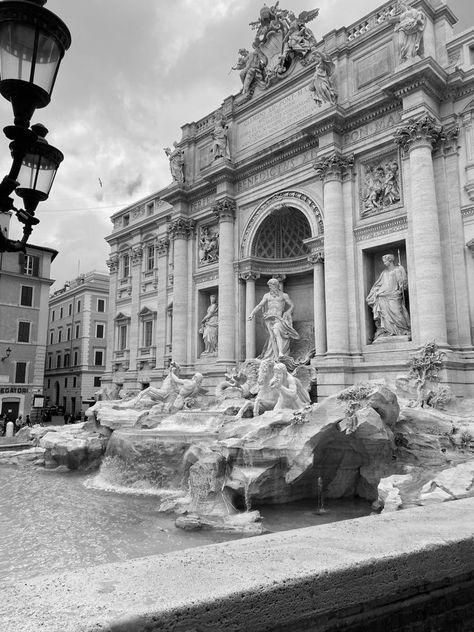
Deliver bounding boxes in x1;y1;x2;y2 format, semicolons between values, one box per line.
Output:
2;497;473;632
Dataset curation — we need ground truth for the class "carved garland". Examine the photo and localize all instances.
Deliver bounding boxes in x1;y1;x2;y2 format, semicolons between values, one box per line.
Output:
106;253;119;273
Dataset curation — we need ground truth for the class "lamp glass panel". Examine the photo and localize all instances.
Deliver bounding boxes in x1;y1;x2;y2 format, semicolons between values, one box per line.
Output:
31;31;61;94
18;152;57;195
0;23;36;82
0;23;61;95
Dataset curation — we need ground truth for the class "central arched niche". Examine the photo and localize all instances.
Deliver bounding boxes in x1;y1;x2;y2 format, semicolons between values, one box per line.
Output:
249;205;315;360
251;206;311;259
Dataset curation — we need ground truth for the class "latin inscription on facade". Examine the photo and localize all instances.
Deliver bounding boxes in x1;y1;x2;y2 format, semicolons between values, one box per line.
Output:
237;147;318;193
238;86;317;150
344;111;402;145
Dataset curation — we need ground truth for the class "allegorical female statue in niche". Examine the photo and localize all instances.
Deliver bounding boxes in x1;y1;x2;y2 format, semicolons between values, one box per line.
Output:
366;254;411;341
200;295;218;355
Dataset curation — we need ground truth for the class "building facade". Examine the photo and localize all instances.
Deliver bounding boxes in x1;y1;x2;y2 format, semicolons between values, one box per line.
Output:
0;216;57;420
102;0;474;398
43;271;109;416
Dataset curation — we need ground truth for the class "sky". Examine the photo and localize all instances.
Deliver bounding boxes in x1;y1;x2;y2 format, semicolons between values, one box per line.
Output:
2;0;473;290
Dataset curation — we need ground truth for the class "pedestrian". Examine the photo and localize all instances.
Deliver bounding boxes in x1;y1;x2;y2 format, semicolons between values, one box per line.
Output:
63;412;70;425
25;414;31;427
15;415;23;432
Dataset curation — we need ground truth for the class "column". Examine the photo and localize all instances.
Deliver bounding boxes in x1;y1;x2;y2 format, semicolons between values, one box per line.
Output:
308;252;326;355
155;236;169;371
241;271;259;359
395;114;447;344
168;218;195;366
314;153;353;355
129;244;143;371
213;198;236;364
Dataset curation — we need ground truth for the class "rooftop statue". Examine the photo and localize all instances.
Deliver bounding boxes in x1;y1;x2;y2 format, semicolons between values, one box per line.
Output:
164;142;185;184
211;112;230;160
309;49;337;107
233;5;320;99
392;1;426;62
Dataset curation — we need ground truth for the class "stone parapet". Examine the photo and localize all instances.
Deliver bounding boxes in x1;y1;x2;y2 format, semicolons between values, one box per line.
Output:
2;498;473;631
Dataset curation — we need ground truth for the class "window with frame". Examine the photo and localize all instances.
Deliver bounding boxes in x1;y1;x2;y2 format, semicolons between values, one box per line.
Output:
93;376;101;387
51;310;55;322
123;214;130;227
60;307;63;318
56;355;61;368
64;377;68;388
122;254;130;278
48;355;52;369
64;354;70;367
21;254;40;276
146;245;155;271
97;298;105;312
49;330;54;344
96;323;105;338
68;304;72;316
15;362;27;383
77;301;81;313
67;327;71;341
94;350;104;366
73;351;78;365
73;377;77;387
143;320;153;348
75;324;80;338
58;329;62;343
20;285;33;307
119;325;127;350
18;321;30;342
47;379;51;388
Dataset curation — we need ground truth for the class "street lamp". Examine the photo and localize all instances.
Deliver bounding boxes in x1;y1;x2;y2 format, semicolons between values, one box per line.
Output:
0;0;70;253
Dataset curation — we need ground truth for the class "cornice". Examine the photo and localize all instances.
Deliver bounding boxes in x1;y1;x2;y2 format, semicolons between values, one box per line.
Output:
354;214;407;242
380;57;448;104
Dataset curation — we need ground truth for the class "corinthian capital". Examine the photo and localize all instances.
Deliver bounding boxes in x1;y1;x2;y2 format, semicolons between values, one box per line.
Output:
168;217;196;240
313;153;354;181
212;197;236;222
394;113;442;152
308;251;324;265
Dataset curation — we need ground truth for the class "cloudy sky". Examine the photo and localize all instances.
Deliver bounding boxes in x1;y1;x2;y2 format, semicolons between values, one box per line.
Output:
2;0;473;289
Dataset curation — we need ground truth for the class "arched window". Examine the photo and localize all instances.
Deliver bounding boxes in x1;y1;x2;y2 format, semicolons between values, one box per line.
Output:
252;207;311;259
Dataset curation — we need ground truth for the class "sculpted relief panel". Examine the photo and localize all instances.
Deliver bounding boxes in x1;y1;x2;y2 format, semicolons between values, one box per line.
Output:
359;152;402;218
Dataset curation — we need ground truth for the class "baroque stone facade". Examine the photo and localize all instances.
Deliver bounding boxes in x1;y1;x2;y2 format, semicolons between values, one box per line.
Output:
102;1;474;399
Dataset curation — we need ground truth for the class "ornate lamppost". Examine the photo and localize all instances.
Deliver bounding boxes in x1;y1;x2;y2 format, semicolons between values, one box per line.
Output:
0;0;70;252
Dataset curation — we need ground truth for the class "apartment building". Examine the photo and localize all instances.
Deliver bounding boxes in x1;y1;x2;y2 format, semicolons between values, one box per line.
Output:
43;271;109;415
0;222;57;420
